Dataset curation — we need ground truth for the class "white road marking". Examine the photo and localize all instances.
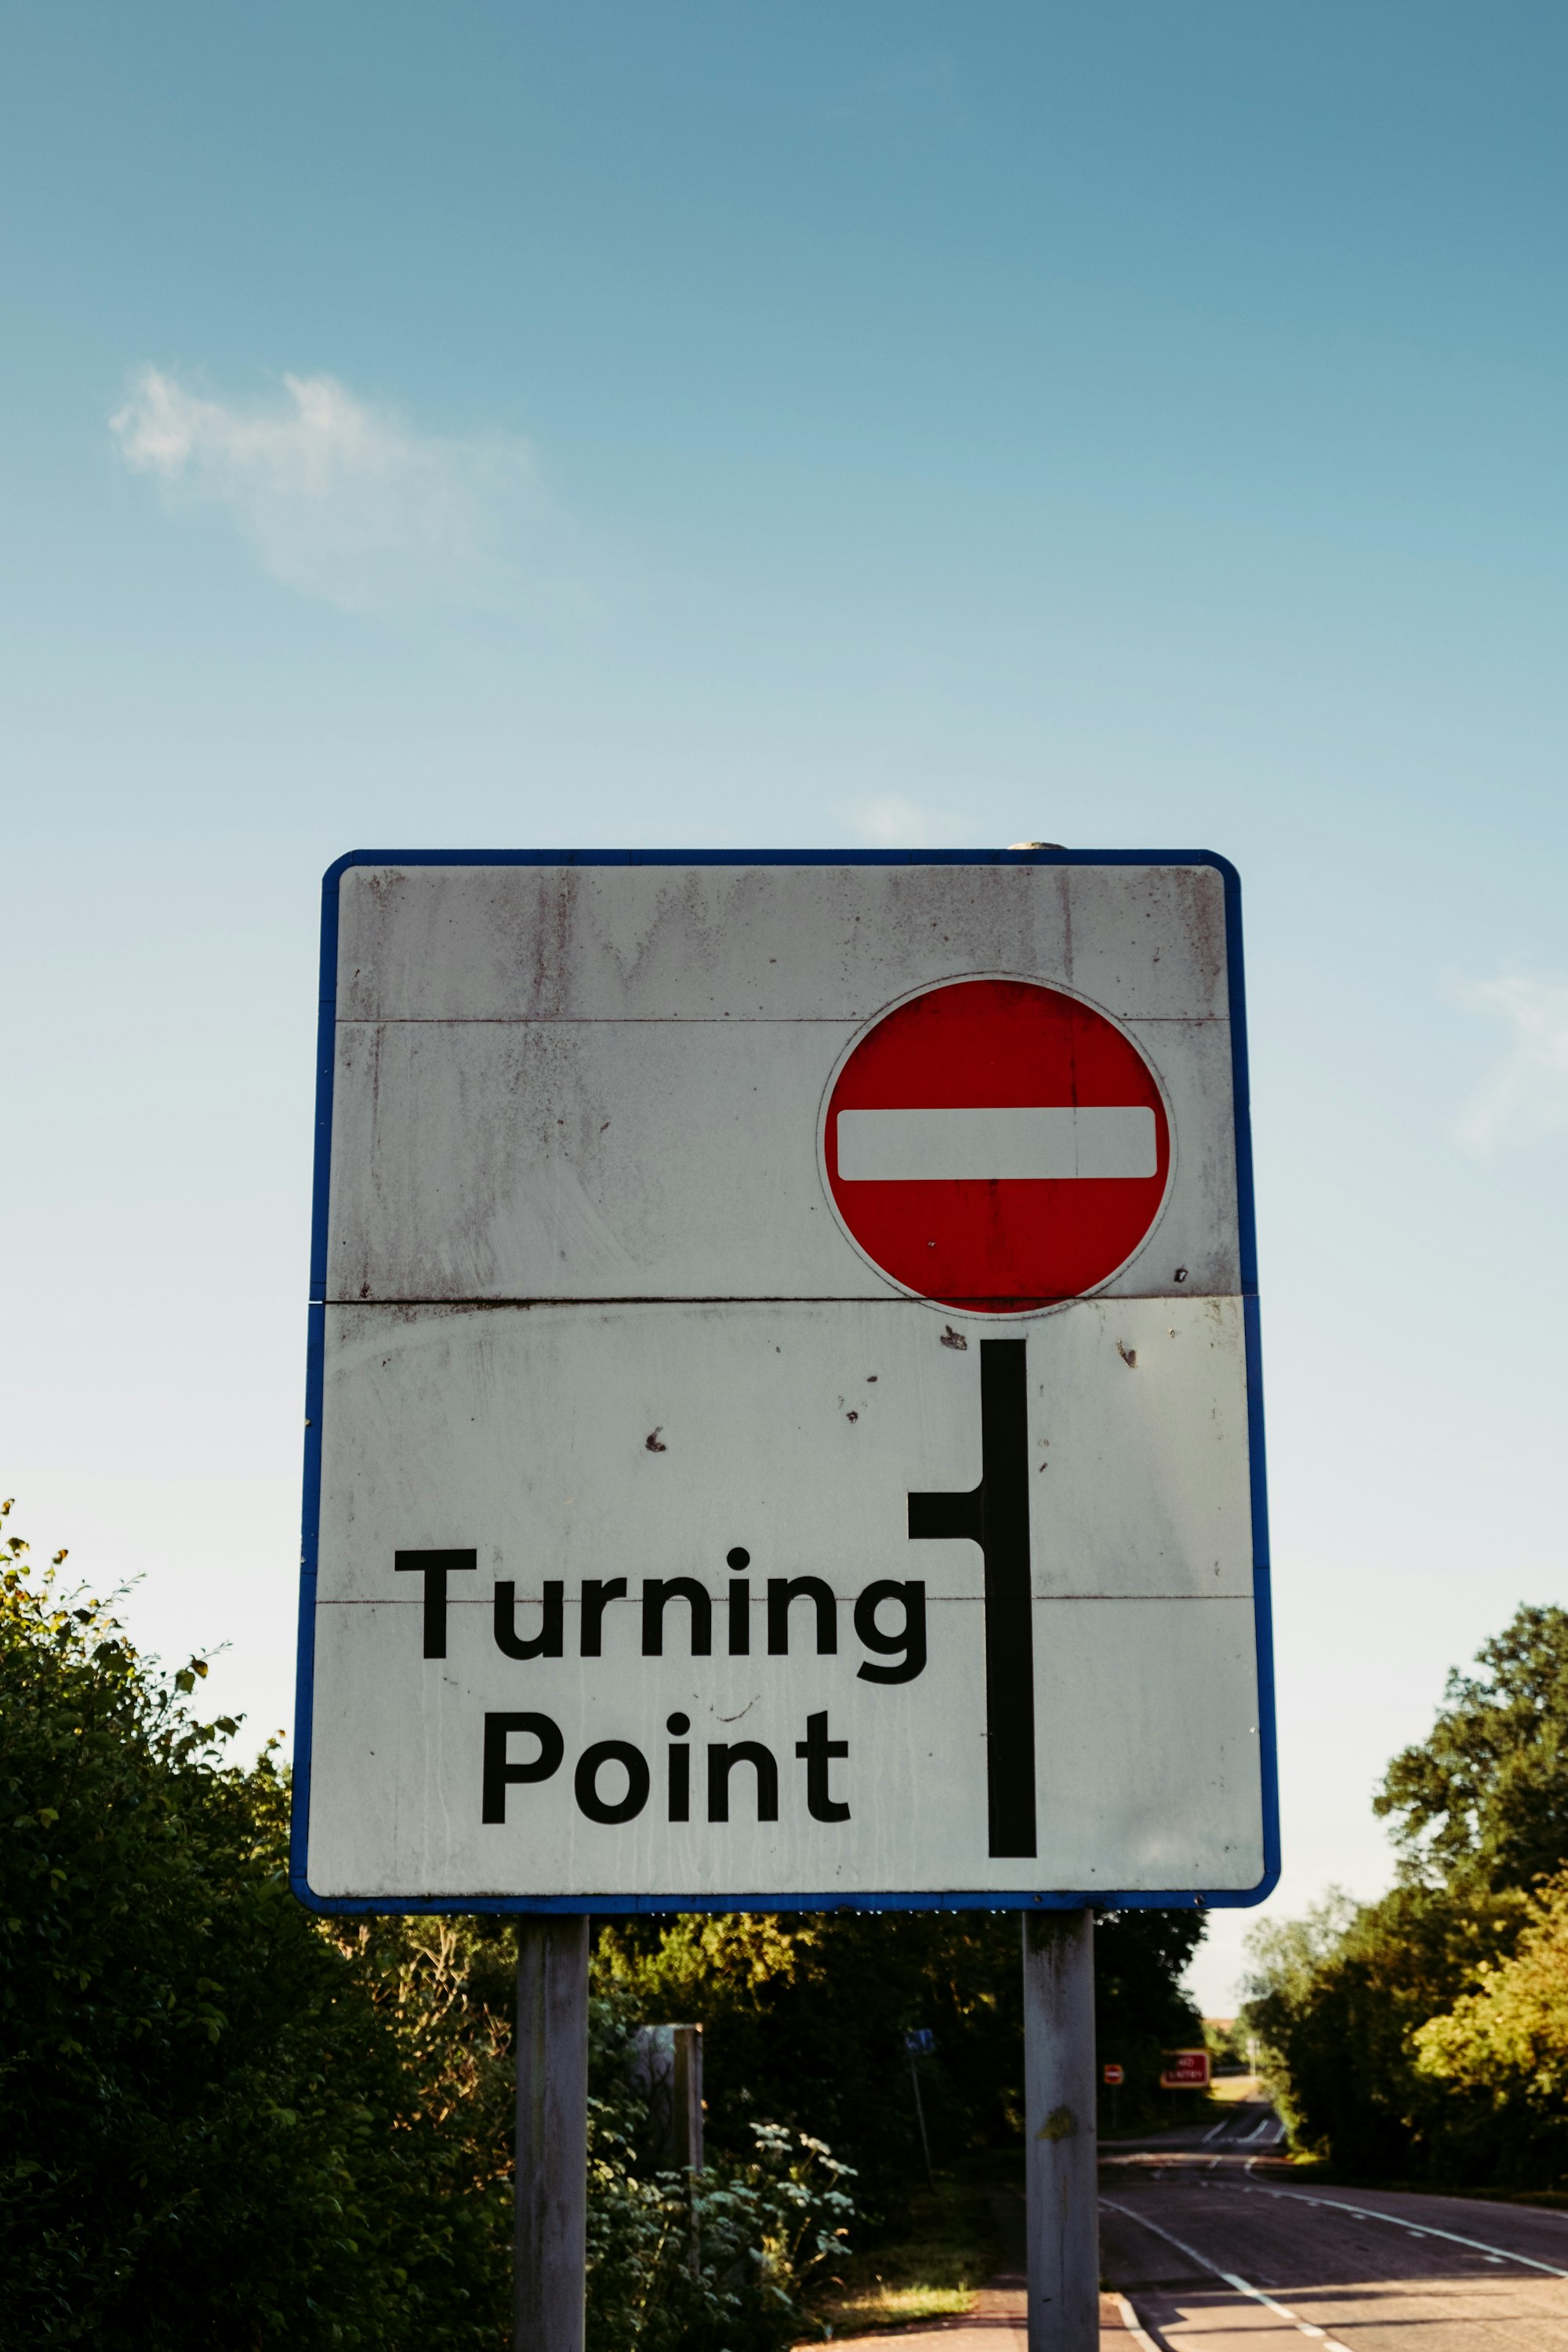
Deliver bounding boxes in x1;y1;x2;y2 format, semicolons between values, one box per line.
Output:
1100;2198;1353;2347
1112;2290;1164;2350
835;1102;1157;1181
1241;2183;1568;2278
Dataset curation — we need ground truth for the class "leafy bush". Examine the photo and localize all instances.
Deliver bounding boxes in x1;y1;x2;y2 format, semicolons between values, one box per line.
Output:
0;1504;855;2347
587;2119;853;2350
0;1504;510;2348
583;1977;852;2349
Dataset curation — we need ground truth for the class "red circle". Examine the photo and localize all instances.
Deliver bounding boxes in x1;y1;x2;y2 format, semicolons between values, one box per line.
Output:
822;978;1171;1312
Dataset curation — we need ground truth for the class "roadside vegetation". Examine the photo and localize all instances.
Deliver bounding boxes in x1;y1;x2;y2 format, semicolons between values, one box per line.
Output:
0;1508;844;2349
1243;1603;1568;2187
0;1501;1208;2343
810;2180;993;2333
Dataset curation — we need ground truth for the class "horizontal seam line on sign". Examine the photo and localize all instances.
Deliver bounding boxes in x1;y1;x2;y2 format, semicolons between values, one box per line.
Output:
1098;2199;1353;2347
319;1293;1237;1308
1240;2187;1568;2276
332;1014;1229;1026
315;1592;1250;1605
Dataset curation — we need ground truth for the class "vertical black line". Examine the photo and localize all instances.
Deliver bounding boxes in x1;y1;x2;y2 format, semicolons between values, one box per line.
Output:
908;1338;1036;1859
978;1341;1036;1858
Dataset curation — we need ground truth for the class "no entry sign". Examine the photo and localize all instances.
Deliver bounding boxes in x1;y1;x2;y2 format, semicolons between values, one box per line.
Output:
292;851;1276;1916
823;977;1171;1311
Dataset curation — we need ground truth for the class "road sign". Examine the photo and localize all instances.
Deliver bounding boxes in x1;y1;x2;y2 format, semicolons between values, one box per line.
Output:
824;977;1171;1310
1160;2050;1211;2089
291;850;1276;1915
1102;2063;1125;2087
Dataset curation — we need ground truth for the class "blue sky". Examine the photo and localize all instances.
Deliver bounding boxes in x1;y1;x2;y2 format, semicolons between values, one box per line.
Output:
4;1;1566;2008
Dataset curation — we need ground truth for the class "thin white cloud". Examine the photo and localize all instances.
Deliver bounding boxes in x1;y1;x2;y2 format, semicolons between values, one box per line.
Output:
110;366;554;613
1455;975;1568;1156
848;793;967;848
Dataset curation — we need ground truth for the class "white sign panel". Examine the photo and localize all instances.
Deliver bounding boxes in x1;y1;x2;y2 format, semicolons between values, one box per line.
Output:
292;851;1278;1915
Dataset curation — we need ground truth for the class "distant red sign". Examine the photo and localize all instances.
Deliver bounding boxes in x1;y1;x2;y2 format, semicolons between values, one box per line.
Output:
1160;2049;1210;2089
1102;2063;1125;2087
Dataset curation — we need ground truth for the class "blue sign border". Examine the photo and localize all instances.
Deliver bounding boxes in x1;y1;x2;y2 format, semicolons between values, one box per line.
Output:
290;848;1279;1917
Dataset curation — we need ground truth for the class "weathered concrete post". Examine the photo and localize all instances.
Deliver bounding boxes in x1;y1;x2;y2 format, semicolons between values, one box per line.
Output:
630;2020;703;2169
1023;1908;1098;2351
515;1915;590;2352
671;2023;704;2173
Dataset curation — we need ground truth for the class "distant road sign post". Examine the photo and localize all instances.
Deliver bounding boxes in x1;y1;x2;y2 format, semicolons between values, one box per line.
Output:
1161;2049;1213;2090
902;2029;937;2190
292;849;1276;2352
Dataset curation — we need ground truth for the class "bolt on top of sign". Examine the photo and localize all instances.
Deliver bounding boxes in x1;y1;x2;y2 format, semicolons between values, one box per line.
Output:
293;851;1277;1916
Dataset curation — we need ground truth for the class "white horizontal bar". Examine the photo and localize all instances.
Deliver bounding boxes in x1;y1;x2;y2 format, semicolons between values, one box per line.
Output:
836;1105;1158;1182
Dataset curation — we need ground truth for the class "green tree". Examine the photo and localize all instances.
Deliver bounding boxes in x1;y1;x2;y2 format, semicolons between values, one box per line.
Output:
1094;1907;1207;2115
1242;1883;1521;2174
599;1904;1203;2209
1376;1604;1568;1893
1241;1602;1568;2180
1413;1870;1568;2184
0;1504;511;2348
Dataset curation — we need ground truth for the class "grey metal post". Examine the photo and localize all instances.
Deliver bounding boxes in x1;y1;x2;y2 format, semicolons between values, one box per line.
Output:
515;1916;590;2352
1022;1909;1098;2351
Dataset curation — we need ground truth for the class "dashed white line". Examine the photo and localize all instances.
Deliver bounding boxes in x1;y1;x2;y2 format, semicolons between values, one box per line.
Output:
1100;2198;1354;2348
1236;2183;1568;2278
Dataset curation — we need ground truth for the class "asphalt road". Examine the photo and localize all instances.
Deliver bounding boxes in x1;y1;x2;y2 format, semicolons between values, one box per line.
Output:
1101;2106;1568;2348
